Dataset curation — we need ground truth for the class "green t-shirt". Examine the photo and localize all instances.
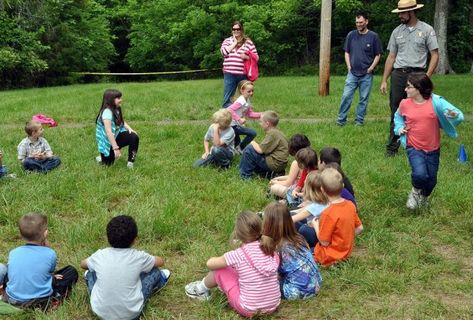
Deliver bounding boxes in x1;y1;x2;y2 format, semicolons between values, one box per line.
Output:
260;128;288;172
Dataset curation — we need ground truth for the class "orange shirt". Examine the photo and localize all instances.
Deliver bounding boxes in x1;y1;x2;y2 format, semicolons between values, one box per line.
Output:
314;200;361;267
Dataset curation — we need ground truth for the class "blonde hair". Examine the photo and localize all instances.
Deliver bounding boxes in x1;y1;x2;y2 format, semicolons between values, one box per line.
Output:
320;167;344;197
18;212;48;242
303;171;328;204
232;80;254;102
25;120;42;136
212;109;232;128
261;111;279;126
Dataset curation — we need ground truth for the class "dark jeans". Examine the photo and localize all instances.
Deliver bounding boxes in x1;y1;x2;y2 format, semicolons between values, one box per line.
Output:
193;146;233;169
406;146;440;197
85;267;168;302
295;221;319;249
101;131;139;165
22;156;61;173
232;125;257;150
223;73;247;108
239;144;271;179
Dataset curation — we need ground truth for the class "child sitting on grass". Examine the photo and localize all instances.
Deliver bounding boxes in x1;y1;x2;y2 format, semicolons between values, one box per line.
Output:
0;149;15;179
286;147;318;208
239;111;288;179
265;202;322;300
194;109;236;169
269;134;311;198
81;215;170;320
319;147;355;196
17;121;61;173
185;211;280;317
3;213;78;308
314;168;363;267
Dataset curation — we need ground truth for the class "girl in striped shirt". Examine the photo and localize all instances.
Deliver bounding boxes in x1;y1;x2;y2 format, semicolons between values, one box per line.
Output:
221;21;258;108
185;211;280;317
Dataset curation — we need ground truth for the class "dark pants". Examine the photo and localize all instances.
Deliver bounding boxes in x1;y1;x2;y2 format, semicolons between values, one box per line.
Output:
223;73;247;108
22;156;61;173
193;146;233;169
101;131;139;165
295;221;319;249
232;125;257;150
239;144;271;179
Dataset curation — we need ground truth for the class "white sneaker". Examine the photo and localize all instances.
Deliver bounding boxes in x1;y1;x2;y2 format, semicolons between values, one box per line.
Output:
406;187;423;210
161;268;171;281
185;281;211;301
127;162;134;169
95;156;102;163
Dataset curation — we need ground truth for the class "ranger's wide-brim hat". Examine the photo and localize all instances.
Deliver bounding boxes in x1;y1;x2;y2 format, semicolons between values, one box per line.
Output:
392;0;424;13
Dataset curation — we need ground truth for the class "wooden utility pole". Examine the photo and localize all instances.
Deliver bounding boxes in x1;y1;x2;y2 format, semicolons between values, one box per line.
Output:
319;0;332;96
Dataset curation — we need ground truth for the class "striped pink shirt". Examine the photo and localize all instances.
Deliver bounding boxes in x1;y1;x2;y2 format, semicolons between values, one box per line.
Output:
220;37;258;75
224;241;281;313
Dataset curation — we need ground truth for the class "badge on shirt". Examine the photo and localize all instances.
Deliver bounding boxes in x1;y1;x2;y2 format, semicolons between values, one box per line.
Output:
417;32;423;37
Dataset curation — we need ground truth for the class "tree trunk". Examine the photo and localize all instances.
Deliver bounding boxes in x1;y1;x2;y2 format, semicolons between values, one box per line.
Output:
434;0;454;74
470;4;473;73
318;0;332;96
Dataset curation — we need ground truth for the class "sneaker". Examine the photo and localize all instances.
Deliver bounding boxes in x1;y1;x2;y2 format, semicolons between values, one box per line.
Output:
185;281;211;301
354;121;364;126
127;162;134;169
96;156;102;163
336;121;346;127
406;187;424;210
153;269;171;294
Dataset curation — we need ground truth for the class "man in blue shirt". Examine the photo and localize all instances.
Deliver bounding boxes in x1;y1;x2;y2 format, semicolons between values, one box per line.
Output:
336;11;383;126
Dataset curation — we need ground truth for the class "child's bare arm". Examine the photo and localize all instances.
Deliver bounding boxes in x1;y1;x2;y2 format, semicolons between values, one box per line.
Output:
313;219;330;247
291;209;310;223
355;224;363;236
154;256;165;268
206;255;227;271
80;259;89;270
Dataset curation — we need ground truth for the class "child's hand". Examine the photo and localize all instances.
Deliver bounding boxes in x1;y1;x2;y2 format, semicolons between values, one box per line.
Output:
128;127;137;134
54;274;64;280
445;109;458;118
292;188;302;198
399;127;408;135
114;149;121;159
201;152;209;159
239;118;246;125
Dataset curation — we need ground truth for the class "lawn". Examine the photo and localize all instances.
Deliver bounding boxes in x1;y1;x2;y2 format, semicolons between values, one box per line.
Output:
0;75;472;319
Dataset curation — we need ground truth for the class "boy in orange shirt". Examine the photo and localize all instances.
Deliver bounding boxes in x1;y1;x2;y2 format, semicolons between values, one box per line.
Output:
313;168;363;267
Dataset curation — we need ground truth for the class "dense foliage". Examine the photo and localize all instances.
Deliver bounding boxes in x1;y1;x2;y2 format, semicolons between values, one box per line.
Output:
0;0;471;88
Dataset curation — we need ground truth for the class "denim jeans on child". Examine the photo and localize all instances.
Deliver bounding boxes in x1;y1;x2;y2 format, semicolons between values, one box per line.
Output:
0;165;7;177
406;146;440;197
232;125;256;150
223;73;248;108
194;146;233;169
337;72;374;125
0;263;6;285
85;267;168;302
22;156;61;173
239;144;271;179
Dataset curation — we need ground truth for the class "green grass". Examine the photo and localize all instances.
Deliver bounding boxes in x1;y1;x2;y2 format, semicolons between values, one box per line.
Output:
0;75;472;319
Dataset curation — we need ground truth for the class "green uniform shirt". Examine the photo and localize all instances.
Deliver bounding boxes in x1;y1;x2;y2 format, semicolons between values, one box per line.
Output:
260;128;288;172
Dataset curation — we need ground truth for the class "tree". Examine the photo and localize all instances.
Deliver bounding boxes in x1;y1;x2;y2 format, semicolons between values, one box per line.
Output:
434;0;454;74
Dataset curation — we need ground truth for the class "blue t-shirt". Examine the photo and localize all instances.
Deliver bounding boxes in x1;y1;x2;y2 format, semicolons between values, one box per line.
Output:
6;244;57;302
344;30;383;76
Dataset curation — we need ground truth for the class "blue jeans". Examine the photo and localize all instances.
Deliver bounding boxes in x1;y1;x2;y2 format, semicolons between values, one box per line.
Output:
85;267;168;302
0;165;7;177
194;146;233;169
296;223;318;249
223;73;247;108
337;72;374;124
22;156;61;173
406;146;440;197
232;125;257;150
239;144;271;179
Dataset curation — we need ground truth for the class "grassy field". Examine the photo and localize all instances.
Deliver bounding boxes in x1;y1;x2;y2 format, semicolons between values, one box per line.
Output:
0;75;472;319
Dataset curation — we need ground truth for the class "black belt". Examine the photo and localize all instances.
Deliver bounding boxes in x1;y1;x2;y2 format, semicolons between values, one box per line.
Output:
394;67;424;73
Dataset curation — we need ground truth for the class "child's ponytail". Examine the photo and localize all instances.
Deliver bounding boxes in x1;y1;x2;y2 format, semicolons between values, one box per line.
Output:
259;234;277;256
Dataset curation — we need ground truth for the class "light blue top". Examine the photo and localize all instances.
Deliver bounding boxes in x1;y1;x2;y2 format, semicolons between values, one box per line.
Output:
394;94;464;148
6;244;57;302
306;202;329;220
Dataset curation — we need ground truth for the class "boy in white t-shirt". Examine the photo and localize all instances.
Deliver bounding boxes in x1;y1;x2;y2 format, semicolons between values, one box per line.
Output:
80;215;170;320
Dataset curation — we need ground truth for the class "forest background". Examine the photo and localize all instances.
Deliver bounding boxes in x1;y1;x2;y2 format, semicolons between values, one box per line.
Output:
1;0;472;89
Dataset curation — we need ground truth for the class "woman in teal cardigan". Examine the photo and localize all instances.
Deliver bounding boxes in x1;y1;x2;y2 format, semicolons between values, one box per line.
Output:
394;73;464;210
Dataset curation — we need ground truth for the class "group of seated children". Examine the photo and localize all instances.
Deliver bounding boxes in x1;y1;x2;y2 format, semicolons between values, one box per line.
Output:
0;213;170;319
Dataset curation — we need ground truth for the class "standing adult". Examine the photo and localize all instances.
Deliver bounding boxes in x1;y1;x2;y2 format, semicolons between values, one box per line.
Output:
336;11;383;126
220;21;258;108
380;0;439;157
